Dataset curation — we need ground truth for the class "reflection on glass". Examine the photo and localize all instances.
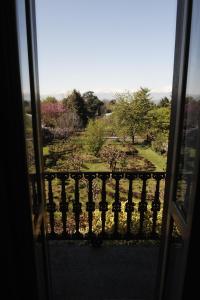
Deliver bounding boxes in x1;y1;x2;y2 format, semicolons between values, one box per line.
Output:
16;0;38;231
176;0;200;216
16;1;36;174
15;3;47;295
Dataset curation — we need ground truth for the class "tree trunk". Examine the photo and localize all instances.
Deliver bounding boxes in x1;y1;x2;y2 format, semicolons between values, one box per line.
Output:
132;135;135;144
146;134;152;145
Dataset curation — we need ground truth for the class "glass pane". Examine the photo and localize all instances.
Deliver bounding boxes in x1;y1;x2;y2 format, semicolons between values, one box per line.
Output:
16;0;38;229
15;4;49;298
176;0;200;216
16;1;36;173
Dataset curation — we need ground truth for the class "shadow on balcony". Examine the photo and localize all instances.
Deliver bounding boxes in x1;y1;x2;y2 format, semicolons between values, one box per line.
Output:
32;171;166;299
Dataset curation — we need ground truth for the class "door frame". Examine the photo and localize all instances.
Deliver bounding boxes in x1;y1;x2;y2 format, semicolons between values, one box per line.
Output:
25;0;45;235
25;0;52;298
1;1;51;299
157;0;200;299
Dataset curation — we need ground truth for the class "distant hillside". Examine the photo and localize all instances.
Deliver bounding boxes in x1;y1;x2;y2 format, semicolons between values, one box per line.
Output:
40;91;171;103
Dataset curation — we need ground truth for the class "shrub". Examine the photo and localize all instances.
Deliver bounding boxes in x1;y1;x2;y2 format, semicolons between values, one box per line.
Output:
100;146;127;171
85;120;105;156
152;133;168;154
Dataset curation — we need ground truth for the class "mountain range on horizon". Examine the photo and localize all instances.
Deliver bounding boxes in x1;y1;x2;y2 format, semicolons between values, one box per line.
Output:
38;90;172;103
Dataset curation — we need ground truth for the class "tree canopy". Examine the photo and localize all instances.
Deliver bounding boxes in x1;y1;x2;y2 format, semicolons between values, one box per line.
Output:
83;91;104;119
85;119;105;156
158;97;171;107
112;87;153;144
42;96;58;103
62;89;88;127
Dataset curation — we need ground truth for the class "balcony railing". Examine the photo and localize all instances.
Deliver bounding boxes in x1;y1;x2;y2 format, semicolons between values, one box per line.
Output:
31;171;166;241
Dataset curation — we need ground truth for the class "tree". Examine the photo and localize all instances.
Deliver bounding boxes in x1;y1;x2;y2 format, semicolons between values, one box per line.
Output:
42;96;58;103
56;110;82;134
104;99;116;113
82;91;104;118
100;146;127;171
62;89;88;127
147;107;170;137
85;119;105;156
158;97;171;107
112;87;152;144
147;106;170;153
40;101;65;127
152;133;168;154
118;152;128;171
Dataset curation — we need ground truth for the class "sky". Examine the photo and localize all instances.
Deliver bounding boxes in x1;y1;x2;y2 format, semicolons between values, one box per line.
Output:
35;0;177;100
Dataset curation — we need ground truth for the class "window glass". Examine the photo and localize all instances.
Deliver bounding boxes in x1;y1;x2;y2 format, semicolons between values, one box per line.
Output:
16;0;38;232
176;0;200;216
16;0;36;174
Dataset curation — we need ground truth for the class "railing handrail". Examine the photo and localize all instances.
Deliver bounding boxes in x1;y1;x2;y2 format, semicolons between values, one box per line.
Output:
42;171;166;175
30;171;166;179
41;171;166;180
31;170;166;242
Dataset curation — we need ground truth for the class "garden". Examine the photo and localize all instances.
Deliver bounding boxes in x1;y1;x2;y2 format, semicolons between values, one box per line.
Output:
30;88;170;236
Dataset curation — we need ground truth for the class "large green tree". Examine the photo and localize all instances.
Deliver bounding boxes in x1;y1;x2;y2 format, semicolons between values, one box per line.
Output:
147;106;170;153
158;96;171;107
147;106;170;137
62;89;88;127
112;87;152;144
83;91;104;118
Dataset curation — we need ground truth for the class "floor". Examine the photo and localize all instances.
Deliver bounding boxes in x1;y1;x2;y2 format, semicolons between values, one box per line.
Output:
48;241;160;300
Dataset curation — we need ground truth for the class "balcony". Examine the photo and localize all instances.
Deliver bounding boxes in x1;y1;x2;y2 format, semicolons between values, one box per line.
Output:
31;171;166;243
31;171;166;299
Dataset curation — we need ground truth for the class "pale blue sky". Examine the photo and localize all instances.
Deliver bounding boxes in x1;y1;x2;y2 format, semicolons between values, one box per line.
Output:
35;0;177;100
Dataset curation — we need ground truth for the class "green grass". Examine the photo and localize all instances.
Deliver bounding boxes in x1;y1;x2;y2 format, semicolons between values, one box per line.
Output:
43;146;49;155
43;138;166;236
135;145;167;171
43;136;167;172
83;162;109;172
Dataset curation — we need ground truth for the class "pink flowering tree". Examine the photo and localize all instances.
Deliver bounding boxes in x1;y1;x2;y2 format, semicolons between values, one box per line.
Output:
41;102;66;127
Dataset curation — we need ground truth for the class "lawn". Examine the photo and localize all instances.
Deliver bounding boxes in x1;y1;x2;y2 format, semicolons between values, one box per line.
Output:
43;137;166;236
43;146;49;156
43;137;167;172
135;145;167;171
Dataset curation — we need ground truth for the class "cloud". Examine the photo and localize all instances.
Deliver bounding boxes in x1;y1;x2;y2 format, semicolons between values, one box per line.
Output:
92;88;126;94
151;85;172;93
93;85;172;95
